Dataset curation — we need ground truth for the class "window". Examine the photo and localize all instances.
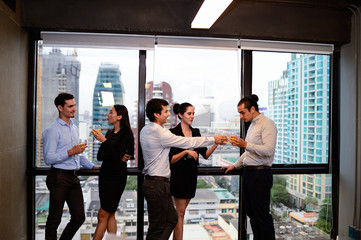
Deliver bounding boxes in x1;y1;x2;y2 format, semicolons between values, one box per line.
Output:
31;33;335;240
35;46;139;168
147;46;241;167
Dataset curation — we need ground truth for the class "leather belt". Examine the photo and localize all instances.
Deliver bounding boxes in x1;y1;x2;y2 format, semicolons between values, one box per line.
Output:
243;165;271;170
145;175;170;182
51;167;79;176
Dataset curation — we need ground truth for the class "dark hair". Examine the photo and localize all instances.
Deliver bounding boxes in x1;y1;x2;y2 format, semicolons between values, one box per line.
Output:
113;105;132;130
146;98;169;122
238;94;259;112
173;102;193;120
54;93;74;108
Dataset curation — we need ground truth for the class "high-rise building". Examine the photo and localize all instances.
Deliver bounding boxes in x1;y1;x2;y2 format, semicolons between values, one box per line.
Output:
92;63;124;163
269;54;331;208
145;81;176;128
36;46;81;167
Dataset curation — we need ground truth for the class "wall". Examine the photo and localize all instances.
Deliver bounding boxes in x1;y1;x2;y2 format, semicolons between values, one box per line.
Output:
0;0;28;239
339;7;361;239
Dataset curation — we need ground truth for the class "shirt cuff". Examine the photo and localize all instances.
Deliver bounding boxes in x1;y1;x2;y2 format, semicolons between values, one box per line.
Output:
60;151;69;161
234;157;243;169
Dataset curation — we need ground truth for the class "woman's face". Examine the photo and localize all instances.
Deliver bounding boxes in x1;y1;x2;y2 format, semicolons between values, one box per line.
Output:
107;107;122;125
180;106;195;126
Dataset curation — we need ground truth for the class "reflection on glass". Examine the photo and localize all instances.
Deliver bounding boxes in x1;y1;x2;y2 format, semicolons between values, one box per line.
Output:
146;47;241;167
35;44;139;167
35;176;139;240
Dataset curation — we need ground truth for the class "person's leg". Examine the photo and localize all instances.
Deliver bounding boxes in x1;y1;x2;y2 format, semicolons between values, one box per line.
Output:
143;180;178;240
245;169;275;240
93;208;112;240
173;198;191;240
107;212;117;234
45;171;68;240
59;175;86;240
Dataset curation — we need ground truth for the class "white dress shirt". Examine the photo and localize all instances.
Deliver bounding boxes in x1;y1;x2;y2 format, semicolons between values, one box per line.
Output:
140;122;215;178
234;113;277;168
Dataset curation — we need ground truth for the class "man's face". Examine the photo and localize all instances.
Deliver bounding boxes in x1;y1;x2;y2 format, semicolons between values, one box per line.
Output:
238;103;254;122
58;99;76;119
155;105;170;125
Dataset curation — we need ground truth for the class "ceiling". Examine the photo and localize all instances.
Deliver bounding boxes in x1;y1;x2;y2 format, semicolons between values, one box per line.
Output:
21;0;361;45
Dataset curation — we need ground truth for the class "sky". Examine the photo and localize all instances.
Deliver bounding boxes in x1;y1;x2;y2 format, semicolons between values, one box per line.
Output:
51;47;292;121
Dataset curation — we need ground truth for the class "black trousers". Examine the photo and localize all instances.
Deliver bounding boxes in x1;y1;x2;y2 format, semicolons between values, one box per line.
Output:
142;179;178;240
45;168;85;240
243;168;275;240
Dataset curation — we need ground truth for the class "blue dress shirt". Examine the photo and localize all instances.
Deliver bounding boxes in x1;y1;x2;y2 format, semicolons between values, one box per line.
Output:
42;118;94;170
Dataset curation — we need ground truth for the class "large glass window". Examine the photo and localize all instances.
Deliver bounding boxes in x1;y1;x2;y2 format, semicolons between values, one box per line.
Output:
271;174;331;238
146;46;241;167
31;33;335;240
35;175;140;239
253;52;330;165
35;45;139;168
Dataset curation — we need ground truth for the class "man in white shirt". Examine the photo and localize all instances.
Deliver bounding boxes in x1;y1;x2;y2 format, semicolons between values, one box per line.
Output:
140;98;225;240
222;94;277;240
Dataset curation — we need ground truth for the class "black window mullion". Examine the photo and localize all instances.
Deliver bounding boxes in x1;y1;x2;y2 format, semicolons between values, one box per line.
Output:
137;50;147;240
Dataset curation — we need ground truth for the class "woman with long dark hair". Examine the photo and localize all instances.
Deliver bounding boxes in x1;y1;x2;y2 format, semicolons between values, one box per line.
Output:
92;105;134;240
169;102;218;240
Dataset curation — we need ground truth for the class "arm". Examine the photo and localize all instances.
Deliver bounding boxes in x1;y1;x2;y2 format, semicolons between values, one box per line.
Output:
42;128;81;165
246;122;277;157
170;150;196;164
97;130;134;163
222;153;245;173
205;144;218;159
161;128;222;149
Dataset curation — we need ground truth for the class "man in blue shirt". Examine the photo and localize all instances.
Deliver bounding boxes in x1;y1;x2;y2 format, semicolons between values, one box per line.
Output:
42;93;98;240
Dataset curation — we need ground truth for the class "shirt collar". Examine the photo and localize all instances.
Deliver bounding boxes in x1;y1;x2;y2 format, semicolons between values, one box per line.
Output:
252;113;264;123
56;117;73;126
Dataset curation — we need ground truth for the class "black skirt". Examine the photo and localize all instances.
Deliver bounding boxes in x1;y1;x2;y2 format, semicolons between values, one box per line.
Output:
99;166;127;213
170;158;198;199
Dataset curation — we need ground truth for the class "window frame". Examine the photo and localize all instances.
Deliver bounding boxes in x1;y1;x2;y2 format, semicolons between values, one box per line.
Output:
27;32;338;240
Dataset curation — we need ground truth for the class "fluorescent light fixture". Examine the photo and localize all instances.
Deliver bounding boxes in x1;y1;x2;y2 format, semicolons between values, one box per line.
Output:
191;0;233;29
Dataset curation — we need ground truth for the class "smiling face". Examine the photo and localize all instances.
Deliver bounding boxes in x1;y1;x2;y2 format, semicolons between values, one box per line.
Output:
179;106;195;126
107;106;122;125
58;99;76;120
154;105;170;126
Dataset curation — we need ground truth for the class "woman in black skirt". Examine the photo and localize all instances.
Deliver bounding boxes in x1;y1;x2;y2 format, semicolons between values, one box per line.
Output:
92;105;134;240
169;102;218;240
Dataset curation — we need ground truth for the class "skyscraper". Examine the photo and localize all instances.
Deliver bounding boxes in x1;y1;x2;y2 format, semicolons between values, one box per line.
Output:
37;46;81;167
92;63;124;163
269;54;331;208
145;81;176;128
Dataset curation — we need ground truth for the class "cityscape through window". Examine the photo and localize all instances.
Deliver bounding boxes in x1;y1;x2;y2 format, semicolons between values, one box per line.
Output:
33;37;332;239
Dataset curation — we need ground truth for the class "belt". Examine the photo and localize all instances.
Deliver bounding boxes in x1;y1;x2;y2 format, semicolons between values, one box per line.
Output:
51;167;79;175
145;175;170;182
243;165;271;170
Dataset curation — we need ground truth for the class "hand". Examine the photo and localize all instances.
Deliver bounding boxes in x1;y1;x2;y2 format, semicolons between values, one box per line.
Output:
229;136;247;148
92;165;101;170
68;143;86;156
92;129;106;142
221;165;236;174
214;135;227;145
122;154;132;162
187;150;198;160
